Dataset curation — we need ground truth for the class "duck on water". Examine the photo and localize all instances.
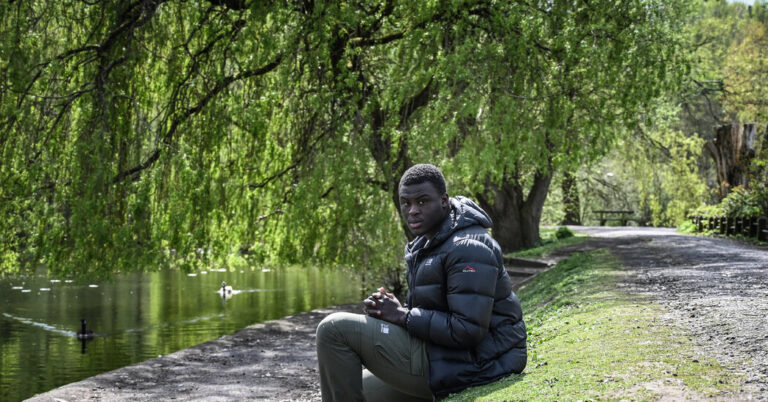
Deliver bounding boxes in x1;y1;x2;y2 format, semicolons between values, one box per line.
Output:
77;319;94;339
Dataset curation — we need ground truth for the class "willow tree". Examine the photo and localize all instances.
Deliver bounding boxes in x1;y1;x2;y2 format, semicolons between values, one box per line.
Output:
0;0;437;277
290;0;693;253
394;0;694;251
0;0;695;277
0;1;301;276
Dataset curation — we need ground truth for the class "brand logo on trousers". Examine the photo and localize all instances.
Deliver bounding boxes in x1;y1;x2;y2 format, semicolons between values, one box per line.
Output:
462;266;476;273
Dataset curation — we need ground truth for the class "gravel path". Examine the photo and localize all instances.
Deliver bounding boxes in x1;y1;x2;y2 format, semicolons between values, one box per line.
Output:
28;227;768;400
571;226;768;399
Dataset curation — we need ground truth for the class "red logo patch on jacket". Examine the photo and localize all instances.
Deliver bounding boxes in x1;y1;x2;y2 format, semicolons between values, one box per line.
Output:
462;266;476;273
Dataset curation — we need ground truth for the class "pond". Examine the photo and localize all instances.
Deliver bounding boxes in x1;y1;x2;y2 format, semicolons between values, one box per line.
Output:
0;266;361;401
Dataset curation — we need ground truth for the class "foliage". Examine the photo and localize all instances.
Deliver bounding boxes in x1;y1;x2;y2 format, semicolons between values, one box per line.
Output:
446;251;739;400
563;0;768;230
540;176;567;226
571;101;709;227
690;184;768;223
623;107;709;227
554;226;574;240
669;0;768;217
0;0;697;277
718;186;768;218
507;228;587;259
691;203;726;218
0;1;410;277
722;1;768;122
677;219;698;234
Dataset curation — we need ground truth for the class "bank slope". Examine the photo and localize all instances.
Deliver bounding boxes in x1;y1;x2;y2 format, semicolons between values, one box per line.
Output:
446;250;740;401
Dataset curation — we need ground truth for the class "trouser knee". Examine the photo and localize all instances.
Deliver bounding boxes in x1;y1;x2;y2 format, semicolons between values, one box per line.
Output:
316;312;359;345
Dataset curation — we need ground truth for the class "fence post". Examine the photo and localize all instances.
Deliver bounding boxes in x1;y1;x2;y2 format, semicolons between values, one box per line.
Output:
720;216;726;235
759;217;767;242
749;217;757;238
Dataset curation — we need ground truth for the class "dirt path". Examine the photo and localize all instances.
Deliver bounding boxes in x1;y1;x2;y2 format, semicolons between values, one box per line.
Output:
570;226;768;398
29;227;768;400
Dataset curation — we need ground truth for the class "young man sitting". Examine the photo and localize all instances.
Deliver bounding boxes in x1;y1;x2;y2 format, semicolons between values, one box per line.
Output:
316;164;527;401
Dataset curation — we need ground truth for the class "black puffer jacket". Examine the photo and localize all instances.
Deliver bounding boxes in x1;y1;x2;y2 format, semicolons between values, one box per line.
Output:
404;196;527;396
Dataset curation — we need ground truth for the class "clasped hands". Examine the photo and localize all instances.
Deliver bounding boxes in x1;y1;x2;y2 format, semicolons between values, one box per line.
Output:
362;287;408;327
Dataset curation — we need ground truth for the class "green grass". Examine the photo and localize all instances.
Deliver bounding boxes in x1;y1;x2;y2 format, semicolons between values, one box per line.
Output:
445;250;740;401
506;228;589;259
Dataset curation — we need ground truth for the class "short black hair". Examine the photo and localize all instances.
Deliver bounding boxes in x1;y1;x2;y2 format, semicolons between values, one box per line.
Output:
399;164;447;195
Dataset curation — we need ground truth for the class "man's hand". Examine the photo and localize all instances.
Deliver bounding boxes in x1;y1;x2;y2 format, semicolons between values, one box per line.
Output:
362;287;408;327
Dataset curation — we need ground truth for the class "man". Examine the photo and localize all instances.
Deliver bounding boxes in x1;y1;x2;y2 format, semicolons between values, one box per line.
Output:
316;164;527;401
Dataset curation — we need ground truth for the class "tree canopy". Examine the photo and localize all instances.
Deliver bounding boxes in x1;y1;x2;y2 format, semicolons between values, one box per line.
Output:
1;0;695;277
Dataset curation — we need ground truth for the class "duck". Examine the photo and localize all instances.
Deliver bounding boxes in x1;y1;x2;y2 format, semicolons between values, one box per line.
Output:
219;281;233;298
77;319;94;339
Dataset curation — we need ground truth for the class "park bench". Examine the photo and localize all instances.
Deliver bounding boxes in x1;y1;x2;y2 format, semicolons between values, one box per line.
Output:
593;210;635;226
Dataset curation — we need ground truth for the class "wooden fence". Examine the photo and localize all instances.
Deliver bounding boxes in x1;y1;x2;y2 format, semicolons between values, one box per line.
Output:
689;215;768;242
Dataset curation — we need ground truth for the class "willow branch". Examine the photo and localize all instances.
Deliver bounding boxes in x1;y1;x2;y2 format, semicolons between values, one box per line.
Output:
113;55;283;184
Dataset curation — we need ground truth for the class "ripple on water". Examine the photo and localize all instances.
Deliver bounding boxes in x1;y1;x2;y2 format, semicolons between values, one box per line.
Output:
2;313;78;337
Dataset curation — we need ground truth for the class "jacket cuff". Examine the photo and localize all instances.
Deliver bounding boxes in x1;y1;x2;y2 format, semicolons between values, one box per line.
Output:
405;307;430;339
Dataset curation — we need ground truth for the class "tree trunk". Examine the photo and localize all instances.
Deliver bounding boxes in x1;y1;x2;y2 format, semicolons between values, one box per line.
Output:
476;172;553;253
561;171;581;225
704;123;762;199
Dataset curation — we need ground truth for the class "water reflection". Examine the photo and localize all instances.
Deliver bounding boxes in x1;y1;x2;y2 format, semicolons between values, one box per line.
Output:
80;337;93;354
0;266;359;401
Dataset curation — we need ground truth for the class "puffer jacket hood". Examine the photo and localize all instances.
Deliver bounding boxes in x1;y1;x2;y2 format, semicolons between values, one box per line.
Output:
410;196;493;253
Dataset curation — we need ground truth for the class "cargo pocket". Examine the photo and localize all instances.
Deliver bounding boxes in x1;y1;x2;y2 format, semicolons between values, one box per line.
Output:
372;323;425;377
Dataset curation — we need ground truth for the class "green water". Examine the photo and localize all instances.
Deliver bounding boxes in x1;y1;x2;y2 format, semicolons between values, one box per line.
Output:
0;266;360;401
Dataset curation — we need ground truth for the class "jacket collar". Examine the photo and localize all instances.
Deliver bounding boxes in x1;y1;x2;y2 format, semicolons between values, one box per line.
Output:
406;196;493;254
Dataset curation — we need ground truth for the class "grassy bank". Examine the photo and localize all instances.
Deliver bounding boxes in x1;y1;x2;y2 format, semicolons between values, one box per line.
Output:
507;227;589;259
447;250;739;401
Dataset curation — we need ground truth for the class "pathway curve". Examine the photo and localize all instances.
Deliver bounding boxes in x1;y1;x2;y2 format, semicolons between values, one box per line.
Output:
570;226;768;398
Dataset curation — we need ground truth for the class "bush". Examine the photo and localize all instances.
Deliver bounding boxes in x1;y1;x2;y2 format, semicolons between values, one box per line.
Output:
691;203;725;218
693;185;768;219
555;226;575;240
721;186;764;218
677;220;697;234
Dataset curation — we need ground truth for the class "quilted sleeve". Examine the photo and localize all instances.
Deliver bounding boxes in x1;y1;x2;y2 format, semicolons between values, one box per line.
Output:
406;233;499;348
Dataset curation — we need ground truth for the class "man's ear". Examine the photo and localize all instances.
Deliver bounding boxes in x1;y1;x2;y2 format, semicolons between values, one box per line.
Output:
441;193;449;209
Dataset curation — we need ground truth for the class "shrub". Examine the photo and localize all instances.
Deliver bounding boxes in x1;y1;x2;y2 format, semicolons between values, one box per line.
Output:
554;226;575;240
720;186;764;218
677;220;697;234
691;203;725;218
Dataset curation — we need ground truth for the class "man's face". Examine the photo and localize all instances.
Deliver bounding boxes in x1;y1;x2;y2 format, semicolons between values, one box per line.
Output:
399;181;449;239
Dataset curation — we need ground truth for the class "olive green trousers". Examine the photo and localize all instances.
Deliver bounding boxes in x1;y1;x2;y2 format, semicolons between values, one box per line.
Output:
316;312;433;402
